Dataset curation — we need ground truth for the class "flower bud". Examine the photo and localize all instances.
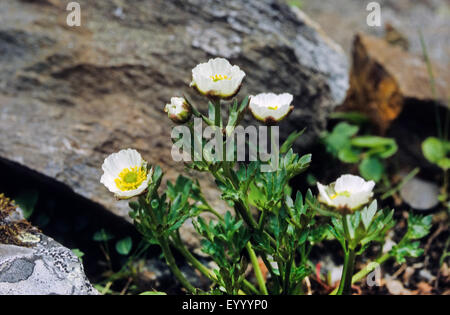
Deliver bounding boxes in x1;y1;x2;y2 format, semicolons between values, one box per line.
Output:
164;97;192;124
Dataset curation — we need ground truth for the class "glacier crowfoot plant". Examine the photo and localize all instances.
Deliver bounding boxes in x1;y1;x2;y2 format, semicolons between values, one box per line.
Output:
100;57;431;295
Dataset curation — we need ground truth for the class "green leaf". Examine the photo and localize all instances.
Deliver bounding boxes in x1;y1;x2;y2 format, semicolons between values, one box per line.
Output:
280;129;306;154
208;101;216;121
115;236;133;255
129;201;140;211
422;137;446;164
407;214;432;240
14;190;39;219
338;147;361;163
93;229;114;242
378;141;398;159
334;122;360;137
344;214;356;240
351;136;395;148
290;265;311;283
350;136;398;159
329;111;370;125
438;157;450;170
361;200;377;231
139;291;167;295
392;241;424;264
359;156;384;182
322;122;359;156
71;249;85;262
306;173;317;186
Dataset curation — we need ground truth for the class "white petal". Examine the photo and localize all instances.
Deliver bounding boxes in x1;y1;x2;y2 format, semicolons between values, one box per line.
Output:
210;58;232;74
335;174;367;194
249;92;293;122
317;182;333;205
191;58;245;97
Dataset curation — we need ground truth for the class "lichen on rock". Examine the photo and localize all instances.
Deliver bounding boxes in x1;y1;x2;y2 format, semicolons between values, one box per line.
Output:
0;193;40;247
0;193;98;295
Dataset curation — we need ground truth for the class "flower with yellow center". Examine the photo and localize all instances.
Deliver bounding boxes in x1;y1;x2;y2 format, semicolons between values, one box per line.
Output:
317;174;375;211
100;149;153;199
248;92;294;125
190;58;246;99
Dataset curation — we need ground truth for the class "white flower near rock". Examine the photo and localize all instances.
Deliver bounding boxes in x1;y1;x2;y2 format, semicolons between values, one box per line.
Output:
317;174;375;210
248;92;294;124
164;97;191;123
100;149;152;199
190;58;246;99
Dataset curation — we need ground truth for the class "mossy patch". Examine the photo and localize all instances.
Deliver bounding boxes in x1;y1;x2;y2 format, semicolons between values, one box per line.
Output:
0;193;40;247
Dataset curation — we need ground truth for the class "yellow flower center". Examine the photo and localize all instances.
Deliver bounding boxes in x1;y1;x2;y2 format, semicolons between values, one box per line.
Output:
210;74;231;82
330;191;351;200
115;166;147;192
268;106;279;110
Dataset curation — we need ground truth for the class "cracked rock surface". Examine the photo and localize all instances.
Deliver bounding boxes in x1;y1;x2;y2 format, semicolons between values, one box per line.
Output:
0;236;98;295
0;0;348;242
0;199;98;295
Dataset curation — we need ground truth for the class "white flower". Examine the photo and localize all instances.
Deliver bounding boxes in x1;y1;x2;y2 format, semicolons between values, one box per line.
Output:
100;149;152;199
317;174;375;210
164;97;191;123
190;58;246;99
248;93;294;124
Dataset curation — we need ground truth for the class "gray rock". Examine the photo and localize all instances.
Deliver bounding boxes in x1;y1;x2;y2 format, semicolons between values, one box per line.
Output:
0;196;98;295
0;0;347;234
400;176;440;210
0;236;98;295
302;0;450;68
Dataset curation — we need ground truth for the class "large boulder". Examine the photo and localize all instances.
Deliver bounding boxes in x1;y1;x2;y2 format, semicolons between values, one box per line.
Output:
0;194;98;295
340;34;449;172
342;33;449;133
0;1;347;226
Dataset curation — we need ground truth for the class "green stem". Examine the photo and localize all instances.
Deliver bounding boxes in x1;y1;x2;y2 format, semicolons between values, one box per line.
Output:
142;196;195;293
172;237;215;281
235;200;259;230
198;193;223;220
183;95;214;126
337;248;356;295
381;167;420;200
158;237;196;294
258;210;266;231
214;99;222;128
352;253;389;284
283;255;294;295
443;169;449;203
173;227;258;295
269;126;278;166
261;255;280;289
330;253;390;295
246;242;269;295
